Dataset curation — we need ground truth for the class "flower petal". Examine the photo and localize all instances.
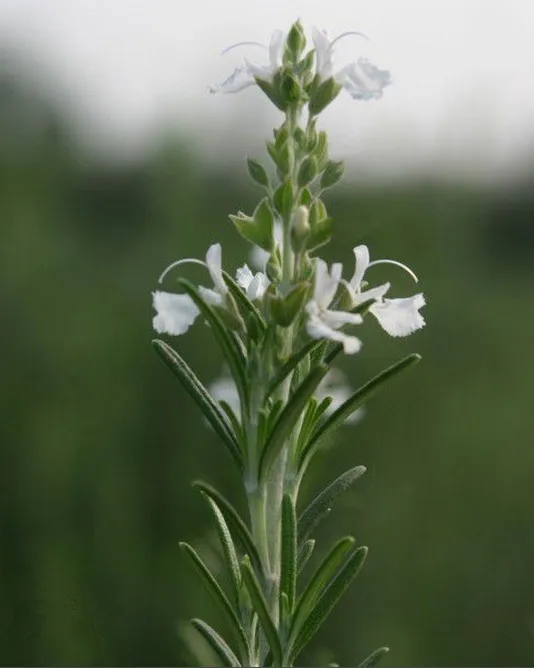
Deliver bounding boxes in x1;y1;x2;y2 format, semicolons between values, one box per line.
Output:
370;293;426;337
306;315;362;354
236;264;269;300
206;243;227;296
312;27;333;80
322;308;363;330
152;291;200;335
337;58;391;100
350;244;370;291
199;286;225;307
209;65;256;94
268;29;285;70
314;260;343;308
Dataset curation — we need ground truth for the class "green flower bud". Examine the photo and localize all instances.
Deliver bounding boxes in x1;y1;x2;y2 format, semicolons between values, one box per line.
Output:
297;156;318;187
280;72;302;104
256;75;287;111
273;180;294;218
286;20;306;61
266;252;283;283
299;187;313;207
320;160;345;190
308;77;342;116
307;217;333;251
267;140;294;175
269;283;309;327
291;205;310;252
313;131;329;170
247;158;270;188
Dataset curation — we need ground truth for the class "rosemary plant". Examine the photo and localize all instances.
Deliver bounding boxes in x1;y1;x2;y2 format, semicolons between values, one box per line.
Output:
151;21;426;667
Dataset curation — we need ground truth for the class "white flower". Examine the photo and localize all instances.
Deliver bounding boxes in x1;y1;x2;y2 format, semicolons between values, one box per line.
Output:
152;243;229;336
312;27;391;101
250;220;283;271
198;243;228;307
236;264;270;300
306;260;363;354
209;30;285;94
345;245;426;337
152;291;200;336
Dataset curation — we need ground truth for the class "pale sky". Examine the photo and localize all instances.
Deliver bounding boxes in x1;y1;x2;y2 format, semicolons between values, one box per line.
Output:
1;0;534;179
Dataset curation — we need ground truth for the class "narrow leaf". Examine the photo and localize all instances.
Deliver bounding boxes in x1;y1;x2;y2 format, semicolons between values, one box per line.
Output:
191;618;242;667
298;466;366;544
223;271;266;333
201;493;242;605
259;364;329;482
152;340;242;469
290;545;368;663
177;278;248;403
192;481;265;579
290;537;355;646
180;542;249;660
297;539;315;574
280;494;297;614
267;340;322;399
358;646;390;668
242;557;283;667
300;354;421;469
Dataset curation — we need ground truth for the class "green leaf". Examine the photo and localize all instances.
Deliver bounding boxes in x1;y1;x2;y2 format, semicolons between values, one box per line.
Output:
242;557;283;667
266;340;322;399
201;493;242;605
280;494;297;614
291;537;355;643
289;543;368;663
180;542;249;660
176;278;248;404
191;618;242;667
247;157;270;188
358;646;390;668
298;466;367;544
297;539;315;574
300;354;421;469
152;340;242;470
192;481;265;579
259;364;329;483
320;160;345;190
222;270;266;334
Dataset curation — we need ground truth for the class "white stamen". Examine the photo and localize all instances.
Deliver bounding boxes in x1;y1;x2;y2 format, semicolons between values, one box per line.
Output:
220;41;266;56
158;258;206;284
329;31;369;50
368;259;419;283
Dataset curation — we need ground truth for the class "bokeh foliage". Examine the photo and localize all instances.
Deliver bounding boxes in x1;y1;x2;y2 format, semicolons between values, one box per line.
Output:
1;68;534;666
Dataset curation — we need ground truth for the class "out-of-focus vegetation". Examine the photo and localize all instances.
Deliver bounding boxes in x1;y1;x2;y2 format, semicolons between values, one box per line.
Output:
1;65;534;667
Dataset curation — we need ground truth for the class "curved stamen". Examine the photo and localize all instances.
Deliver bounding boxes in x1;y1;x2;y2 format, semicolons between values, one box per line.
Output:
329;30;369;51
368;259;419;283
221;41;266;56
158;258;207;284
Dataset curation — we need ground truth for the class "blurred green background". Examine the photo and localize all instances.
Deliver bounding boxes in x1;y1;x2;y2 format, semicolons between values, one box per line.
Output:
2;59;534;667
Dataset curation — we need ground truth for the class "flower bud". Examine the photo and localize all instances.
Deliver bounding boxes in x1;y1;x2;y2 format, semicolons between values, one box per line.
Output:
309;77;342;116
269;283;309;327
286;20;306;61
247;158;270;188
297;156;318;187
320;160;345;190
291;205;310;252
